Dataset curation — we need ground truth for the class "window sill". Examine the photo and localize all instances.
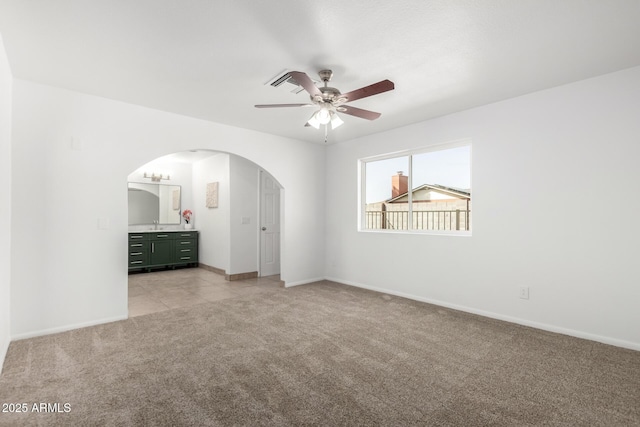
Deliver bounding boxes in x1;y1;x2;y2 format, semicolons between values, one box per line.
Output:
357;229;472;237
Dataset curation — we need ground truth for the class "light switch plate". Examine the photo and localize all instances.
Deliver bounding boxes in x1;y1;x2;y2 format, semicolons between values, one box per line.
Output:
97;218;110;230
70;137;83;151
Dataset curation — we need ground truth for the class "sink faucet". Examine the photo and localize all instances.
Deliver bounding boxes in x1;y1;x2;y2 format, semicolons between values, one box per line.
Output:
153;220;159;230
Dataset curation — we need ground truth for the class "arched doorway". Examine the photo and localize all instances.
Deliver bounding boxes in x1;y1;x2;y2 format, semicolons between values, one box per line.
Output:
126;149;283;317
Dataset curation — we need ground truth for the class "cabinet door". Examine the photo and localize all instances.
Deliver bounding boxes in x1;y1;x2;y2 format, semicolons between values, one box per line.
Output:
150;239;174;265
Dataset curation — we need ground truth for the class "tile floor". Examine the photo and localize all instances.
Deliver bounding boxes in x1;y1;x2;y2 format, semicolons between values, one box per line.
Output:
128;267;283;317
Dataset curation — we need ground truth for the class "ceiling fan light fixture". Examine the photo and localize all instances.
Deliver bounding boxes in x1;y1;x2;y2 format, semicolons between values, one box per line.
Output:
307;113;321;129
316;108;331;125
330;112;344;129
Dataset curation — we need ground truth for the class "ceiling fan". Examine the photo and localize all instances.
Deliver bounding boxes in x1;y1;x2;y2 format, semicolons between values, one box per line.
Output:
255;69;394;130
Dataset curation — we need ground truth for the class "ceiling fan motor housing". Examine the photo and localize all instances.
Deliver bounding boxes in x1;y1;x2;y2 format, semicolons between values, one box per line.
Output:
312;70;346;105
315;87;343;103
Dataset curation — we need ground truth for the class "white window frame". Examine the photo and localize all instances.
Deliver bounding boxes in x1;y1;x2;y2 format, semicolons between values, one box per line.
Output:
358;139;472;236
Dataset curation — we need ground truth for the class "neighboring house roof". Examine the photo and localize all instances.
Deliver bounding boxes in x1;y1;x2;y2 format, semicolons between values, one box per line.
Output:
387;184;470;203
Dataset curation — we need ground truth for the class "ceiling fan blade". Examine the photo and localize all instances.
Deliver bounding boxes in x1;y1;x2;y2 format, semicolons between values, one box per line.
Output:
288;71;322;97
254;103;315;108
340;105;382;120
341;79;394;103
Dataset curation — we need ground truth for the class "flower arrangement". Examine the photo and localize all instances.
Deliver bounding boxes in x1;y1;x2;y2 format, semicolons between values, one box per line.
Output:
182;209;193;224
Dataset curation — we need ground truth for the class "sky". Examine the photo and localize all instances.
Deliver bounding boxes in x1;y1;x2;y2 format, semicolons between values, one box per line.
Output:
365;145;471;203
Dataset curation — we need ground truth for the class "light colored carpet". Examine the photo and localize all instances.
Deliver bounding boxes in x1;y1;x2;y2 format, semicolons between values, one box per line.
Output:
1;280;639;426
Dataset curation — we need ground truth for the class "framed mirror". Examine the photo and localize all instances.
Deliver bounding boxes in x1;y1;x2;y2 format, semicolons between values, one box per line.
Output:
128;182;181;225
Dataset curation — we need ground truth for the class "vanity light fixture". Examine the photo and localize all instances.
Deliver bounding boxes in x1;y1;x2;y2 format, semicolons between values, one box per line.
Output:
144;172;171;182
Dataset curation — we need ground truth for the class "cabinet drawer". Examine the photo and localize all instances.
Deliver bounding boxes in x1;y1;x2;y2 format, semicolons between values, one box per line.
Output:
175;239;195;249
129;252;147;261
175;253;197;262
129;252;148;266
177;232;197;238
175;246;194;256
128;233;149;241
150;232;174;240
129;241;148;250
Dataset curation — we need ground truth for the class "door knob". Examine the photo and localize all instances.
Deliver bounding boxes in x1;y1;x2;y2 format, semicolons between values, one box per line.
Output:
261;227;267;231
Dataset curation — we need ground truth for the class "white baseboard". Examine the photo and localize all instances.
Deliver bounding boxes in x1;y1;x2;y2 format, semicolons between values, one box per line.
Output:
11;314;128;341
325;276;640;352
284;277;325;288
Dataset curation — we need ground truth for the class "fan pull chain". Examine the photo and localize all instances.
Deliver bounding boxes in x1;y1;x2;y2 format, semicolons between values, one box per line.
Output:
324;124;328;144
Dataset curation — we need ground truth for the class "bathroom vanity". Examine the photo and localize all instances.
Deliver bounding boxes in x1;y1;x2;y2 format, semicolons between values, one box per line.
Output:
128;230;199;272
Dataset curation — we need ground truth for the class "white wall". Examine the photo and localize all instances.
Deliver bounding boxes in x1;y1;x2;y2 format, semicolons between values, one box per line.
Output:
11;80;325;338
193;153;230;272
0;34;12;370
192;153;266;276
229;155;260;275
325;66;640;350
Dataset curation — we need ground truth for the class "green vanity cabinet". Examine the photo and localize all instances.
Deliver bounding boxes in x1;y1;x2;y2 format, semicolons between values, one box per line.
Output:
128;231;198;272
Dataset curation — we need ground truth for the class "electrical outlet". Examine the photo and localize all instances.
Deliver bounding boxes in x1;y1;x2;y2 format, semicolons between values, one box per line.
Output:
519;286;529;300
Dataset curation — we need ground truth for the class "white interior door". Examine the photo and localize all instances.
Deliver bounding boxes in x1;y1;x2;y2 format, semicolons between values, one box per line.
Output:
260;171;280;277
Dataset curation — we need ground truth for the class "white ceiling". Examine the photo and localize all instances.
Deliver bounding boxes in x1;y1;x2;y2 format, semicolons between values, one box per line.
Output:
1;0;639;144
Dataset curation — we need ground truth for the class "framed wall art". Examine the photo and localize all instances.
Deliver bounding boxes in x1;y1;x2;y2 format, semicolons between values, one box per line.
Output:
206;182;219;208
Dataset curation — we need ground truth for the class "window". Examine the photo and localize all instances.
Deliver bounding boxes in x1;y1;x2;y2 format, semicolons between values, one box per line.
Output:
360;141;471;234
